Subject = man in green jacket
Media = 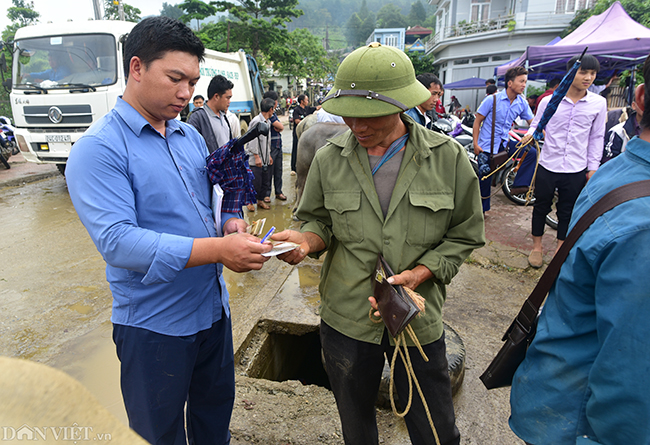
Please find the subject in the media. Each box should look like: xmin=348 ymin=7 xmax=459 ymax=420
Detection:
xmin=272 ymin=42 xmax=485 ymax=445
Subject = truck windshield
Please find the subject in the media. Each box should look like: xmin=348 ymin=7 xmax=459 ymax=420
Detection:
xmin=14 ymin=33 xmax=117 ymax=90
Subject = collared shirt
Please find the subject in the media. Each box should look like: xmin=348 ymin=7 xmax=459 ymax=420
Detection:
xmin=316 ymin=108 xmax=345 ymax=124
xmin=528 ymin=91 xmax=607 ymax=173
xmin=476 ymin=89 xmax=533 ymax=154
xmin=405 ymin=106 xmax=431 ymax=129
xmin=204 ymin=105 xmax=233 ymax=148
xmin=66 ymin=97 xmax=238 ymax=336
xmin=510 ymin=137 xmax=650 ymax=445
xmin=246 ymin=113 xmax=271 ymax=166
xmin=296 ymin=115 xmax=485 ymax=346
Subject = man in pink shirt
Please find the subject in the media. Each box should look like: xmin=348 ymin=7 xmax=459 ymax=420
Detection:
xmin=523 ymin=54 xmax=607 ymax=268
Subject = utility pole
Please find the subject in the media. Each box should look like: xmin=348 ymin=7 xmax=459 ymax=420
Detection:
xmin=92 ymin=0 xmax=102 ymax=20
xmin=325 ymin=25 xmax=330 ymax=51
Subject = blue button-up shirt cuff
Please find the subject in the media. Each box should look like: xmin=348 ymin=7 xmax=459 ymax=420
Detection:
xmin=220 ymin=211 xmax=242 ymax=234
xmin=141 ymin=233 xmax=194 ymax=285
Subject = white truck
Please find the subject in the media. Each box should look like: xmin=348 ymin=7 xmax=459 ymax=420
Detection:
xmin=6 ymin=20 xmax=265 ymax=175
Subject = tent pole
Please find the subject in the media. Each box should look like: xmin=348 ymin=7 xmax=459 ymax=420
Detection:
xmin=628 ymin=67 xmax=636 ymax=106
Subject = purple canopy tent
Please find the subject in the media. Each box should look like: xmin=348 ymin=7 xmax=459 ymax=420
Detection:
xmin=495 ymin=2 xmax=650 ymax=81
xmin=443 ymin=77 xmax=488 ymax=90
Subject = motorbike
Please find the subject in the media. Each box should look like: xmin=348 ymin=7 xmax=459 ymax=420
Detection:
xmin=435 ymin=115 xmax=558 ymax=230
xmin=0 ymin=116 xmax=18 ymax=156
xmin=0 ymin=131 xmax=12 ymax=169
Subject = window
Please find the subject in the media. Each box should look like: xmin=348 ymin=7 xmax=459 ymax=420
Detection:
xmin=472 ymin=57 xmax=489 ymax=64
xmin=492 ymin=55 xmax=510 ymax=61
xmin=384 ymin=35 xmax=398 ymax=47
xmin=454 ymin=59 xmax=470 ymax=65
xmin=471 ymin=0 xmax=490 ymax=22
xmin=556 ymin=0 xmax=577 ymax=13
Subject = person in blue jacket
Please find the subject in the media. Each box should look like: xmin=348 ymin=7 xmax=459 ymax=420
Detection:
xmin=509 ymin=54 xmax=650 ymax=445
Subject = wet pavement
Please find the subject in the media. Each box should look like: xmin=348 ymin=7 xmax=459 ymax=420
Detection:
xmin=0 ymin=118 xmax=552 ymax=443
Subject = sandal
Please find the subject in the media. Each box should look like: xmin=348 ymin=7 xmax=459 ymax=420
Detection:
xmin=275 ymin=193 xmax=287 ymax=201
xmin=263 ymin=196 xmax=271 ymax=203
xmin=257 ymin=200 xmax=270 ymax=210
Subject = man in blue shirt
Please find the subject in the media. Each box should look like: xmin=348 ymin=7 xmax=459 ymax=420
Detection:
xmin=473 ymin=66 xmax=534 ymax=213
xmin=66 ymin=17 xmax=271 ymax=445
xmin=509 ymin=55 xmax=650 ymax=445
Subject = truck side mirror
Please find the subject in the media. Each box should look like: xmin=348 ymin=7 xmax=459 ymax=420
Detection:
xmin=0 ymin=53 xmax=6 ymax=73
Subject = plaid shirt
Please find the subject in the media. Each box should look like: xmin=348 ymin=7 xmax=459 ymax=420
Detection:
xmin=206 ymin=138 xmax=257 ymax=212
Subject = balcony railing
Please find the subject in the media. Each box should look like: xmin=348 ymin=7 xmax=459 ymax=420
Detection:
xmin=426 ymin=11 xmax=577 ymax=53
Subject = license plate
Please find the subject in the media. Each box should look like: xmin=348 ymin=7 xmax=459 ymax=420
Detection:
xmin=46 ymin=135 xmax=71 ymax=143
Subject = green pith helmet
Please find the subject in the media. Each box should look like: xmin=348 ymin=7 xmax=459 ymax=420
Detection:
xmin=321 ymin=42 xmax=431 ymax=118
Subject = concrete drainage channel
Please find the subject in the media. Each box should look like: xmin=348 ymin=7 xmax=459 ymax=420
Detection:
xmin=236 ymin=318 xmax=466 ymax=408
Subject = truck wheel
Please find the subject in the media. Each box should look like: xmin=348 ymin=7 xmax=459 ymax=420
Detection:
xmin=56 ymin=164 xmax=66 ymax=176
xmin=240 ymin=120 xmax=248 ymax=135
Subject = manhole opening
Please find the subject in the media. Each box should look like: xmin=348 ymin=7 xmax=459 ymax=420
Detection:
xmin=240 ymin=326 xmax=331 ymax=389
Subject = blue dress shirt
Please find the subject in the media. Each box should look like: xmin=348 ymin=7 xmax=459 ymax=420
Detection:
xmin=66 ymin=98 xmax=239 ymax=336
xmin=476 ymin=90 xmax=533 ymax=153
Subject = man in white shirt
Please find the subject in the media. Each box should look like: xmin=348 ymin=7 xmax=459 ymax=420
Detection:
xmin=246 ymin=98 xmax=276 ymax=209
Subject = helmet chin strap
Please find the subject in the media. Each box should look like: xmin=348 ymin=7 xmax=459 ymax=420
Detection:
xmin=322 ymin=89 xmax=409 ymax=112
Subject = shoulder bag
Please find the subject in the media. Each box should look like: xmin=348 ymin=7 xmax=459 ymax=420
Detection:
xmin=480 ymin=179 xmax=650 ymax=389
xmin=488 ymin=94 xmax=509 ymax=172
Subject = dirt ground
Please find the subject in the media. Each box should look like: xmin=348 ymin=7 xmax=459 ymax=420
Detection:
xmin=228 ymin=262 xmax=537 ymax=445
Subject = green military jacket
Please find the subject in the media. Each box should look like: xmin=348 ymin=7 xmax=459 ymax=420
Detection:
xmin=296 ymin=115 xmax=485 ymax=345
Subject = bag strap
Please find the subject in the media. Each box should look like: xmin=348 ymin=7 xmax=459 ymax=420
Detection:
xmin=490 ymin=94 xmax=496 ymax=154
xmin=513 ymin=179 xmax=650 ymax=335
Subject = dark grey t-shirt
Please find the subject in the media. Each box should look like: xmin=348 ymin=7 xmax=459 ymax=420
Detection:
xmin=368 ymin=150 xmax=405 ymax=217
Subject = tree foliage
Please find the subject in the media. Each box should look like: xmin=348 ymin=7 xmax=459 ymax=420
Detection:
xmin=212 ymin=0 xmax=303 ymax=58
xmin=272 ymin=28 xmax=334 ymax=82
xmin=103 ymin=0 xmax=141 ymax=22
xmin=160 ymin=2 xmax=185 ymax=21
xmin=7 ymin=0 xmax=39 ymax=27
xmin=407 ymin=1 xmax=427 ymax=27
xmin=344 ymin=0 xmax=375 ymax=47
xmin=376 ymin=4 xmax=407 ymax=29
xmin=406 ymin=51 xmax=435 ymax=76
xmin=178 ymin=0 xmax=218 ymax=28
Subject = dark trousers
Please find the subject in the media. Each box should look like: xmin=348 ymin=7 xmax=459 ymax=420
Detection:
xmin=250 ymin=165 xmax=271 ymax=201
xmin=270 ymin=145 xmax=283 ymax=195
xmin=320 ymin=321 xmax=460 ymax=445
xmin=291 ymin=129 xmax=298 ymax=172
xmin=532 ymin=165 xmax=587 ymax=240
xmin=479 ymin=142 xmax=509 ymax=212
xmin=113 ymin=314 xmax=235 ymax=445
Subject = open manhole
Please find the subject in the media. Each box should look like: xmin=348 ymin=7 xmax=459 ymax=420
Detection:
xmin=237 ymin=321 xmax=465 ymax=407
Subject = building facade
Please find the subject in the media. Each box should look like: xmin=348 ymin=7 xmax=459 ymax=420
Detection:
xmin=427 ymin=0 xmax=595 ymax=111
xmin=366 ymin=28 xmax=406 ymax=51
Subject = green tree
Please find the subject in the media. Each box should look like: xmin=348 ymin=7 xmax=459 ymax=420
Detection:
xmin=103 ymin=0 xmax=141 ymax=22
xmin=406 ymin=50 xmax=435 ymax=76
xmin=273 ymin=28 xmax=335 ymax=84
xmin=376 ymin=4 xmax=407 ymax=28
xmin=344 ymin=0 xmax=376 ymax=47
xmin=212 ymin=0 xmax=303 ymax=58
xmin=160 ymin=2 xmax=185 ymax=21
xmin=7 ymin=0 xmax=40 ymax=27
xmin=407 ymin=1 xmax=427 ymax=27
xmin=178 ymin=0 xmax=218 ymax=29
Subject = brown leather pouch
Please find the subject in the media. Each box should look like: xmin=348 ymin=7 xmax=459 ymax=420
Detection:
xmin=372 ymin=255 xmax=420 ymax=338
xmin=489 ymin=150 xmax=509 ymax=171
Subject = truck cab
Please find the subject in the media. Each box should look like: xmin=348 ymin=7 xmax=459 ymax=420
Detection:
xmin=10 ymin=21 xmax=135 ymax=175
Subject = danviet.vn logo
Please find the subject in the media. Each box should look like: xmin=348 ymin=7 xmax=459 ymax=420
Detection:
xmin=2 ymin=423 xmax=112 ymax=441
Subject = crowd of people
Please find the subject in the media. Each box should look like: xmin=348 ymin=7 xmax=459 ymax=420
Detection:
xmin=62 ymin=15 xmax=650 ymax=445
